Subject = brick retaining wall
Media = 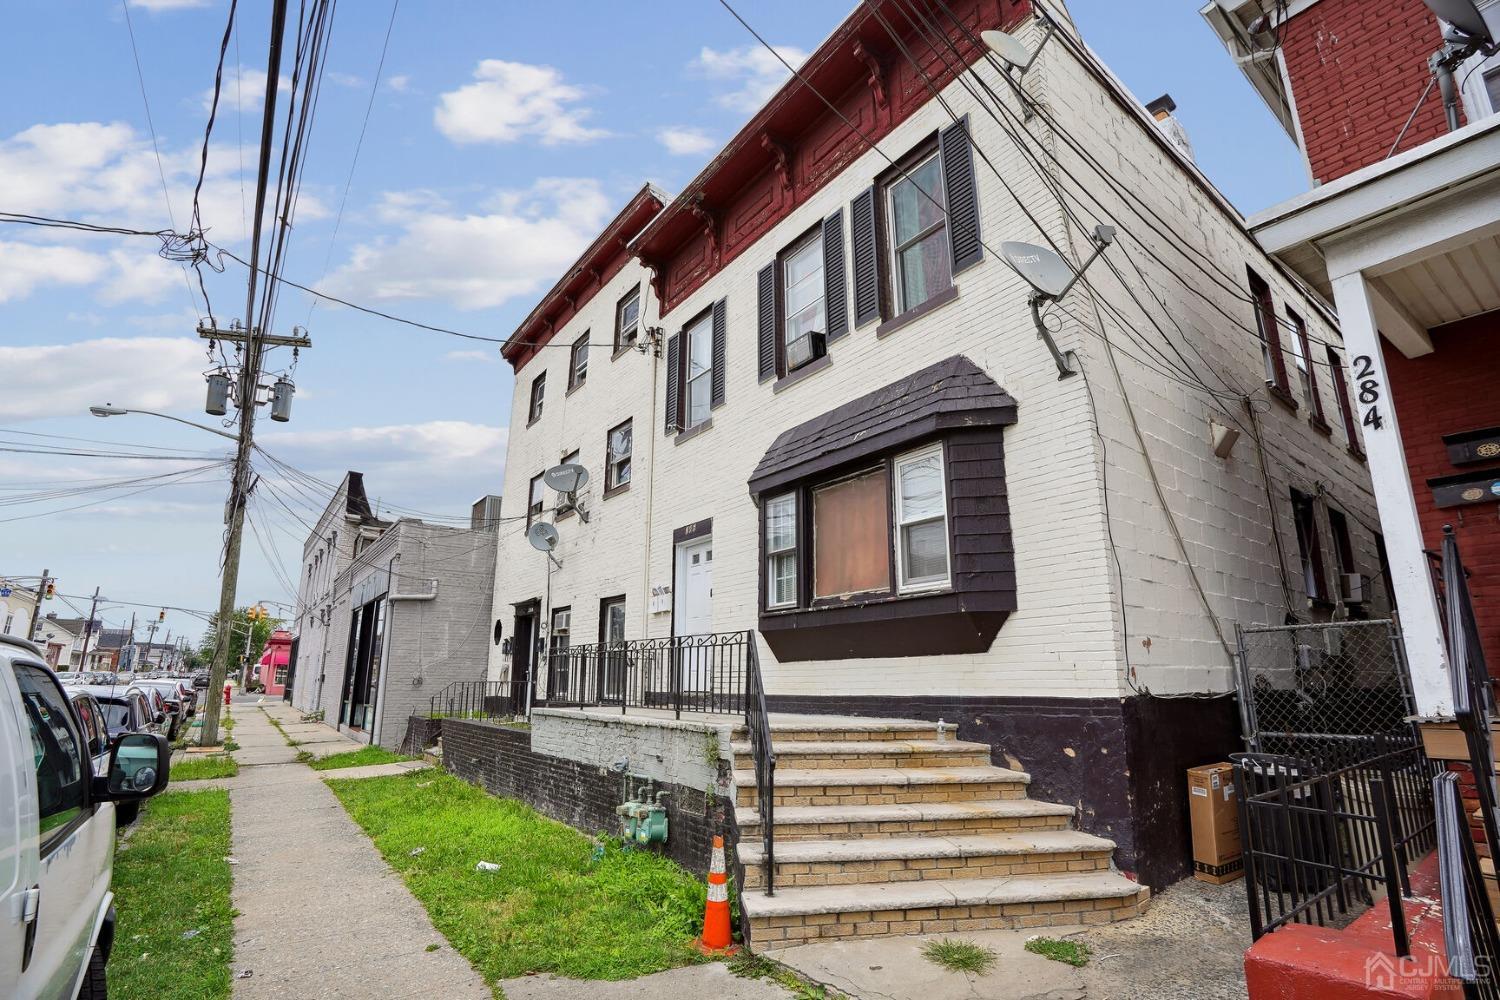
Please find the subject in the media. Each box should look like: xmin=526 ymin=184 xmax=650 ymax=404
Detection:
xmin=401 ymin=715 xmax=443 ymax=755
xmin=440 ymin=717 xmax=738 ymax=878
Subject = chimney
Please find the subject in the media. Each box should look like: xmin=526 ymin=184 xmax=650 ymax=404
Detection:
xmin=1146 ymin=93 xmax=1195 ymax=163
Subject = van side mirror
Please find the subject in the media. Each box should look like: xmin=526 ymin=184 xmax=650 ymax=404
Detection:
xmin=97 ymin=732 xmax=170 ymax=800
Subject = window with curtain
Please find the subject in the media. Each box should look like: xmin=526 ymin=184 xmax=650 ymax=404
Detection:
xmin=813 ymin=469 xmax=890 ymax=598
xmin=885 ymin=150 xmax=951 ymax=313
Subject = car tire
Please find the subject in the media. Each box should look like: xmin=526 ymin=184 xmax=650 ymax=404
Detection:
xmin=115 ymin=801 xmax=140 ymax=827
xmin=78 ymin=945 xmax=108 ymax=1000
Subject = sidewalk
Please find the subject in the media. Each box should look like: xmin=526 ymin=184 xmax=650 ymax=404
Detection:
xmin=226 ymin=706 xmax=489 ymax=999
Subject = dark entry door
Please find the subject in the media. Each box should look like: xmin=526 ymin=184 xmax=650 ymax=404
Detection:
xmin=511 ymin=607 xmax=536 ymax=710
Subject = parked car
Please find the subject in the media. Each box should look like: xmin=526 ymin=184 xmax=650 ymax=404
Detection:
xmin=73 ymin=685 xmax=163 ymax=744
xmin=132 ymin=682 xmax=186 ymax=740
xmin=191 ymin=671 xmax=209 ymax=690
xmin=0 ymin=632 xmax=169 ymax=1000
xmin=64 ymin=689 xmax=112 ymax=778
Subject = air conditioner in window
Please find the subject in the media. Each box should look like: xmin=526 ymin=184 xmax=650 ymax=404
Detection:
xmin=786 ymin=330 xmax=826 ymax=371
xmin=1339 ymin=572 xmax=1369 ymax=605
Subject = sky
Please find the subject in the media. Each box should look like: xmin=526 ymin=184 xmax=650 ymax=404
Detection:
xmin=0 ymin=0 xmax=1308 ymax=650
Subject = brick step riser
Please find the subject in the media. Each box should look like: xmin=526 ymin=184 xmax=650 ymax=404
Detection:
xmin=742 ymin=783 xmax=1029 ymax=809
xmin=751 ymin=729 xmax=944 ymax=744
xmin=749 ymin=891 xmax=1149 ymax=946
xmin=742 ymin=852 xmax=1114 ymax=889
xmin=732 ymin=751 xmax=991 ymax=770
xmin=741 ymin=814 xmax=1073 ymax=841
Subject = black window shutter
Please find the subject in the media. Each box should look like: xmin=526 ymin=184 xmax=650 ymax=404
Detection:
xmin=757 ymin=262 xmax=776 ymax=383
xmin=822 ymin=209 xmax=848 ymax=341
xmin=711 ymin=298 xmax=727 ymax=409
xmin=664 ymin=332 xmax=681 ymax=433
xmin=939 ymin=117 xmax=983 ymax=274
xmin=850 ymin=186 xmax=880 ymax=327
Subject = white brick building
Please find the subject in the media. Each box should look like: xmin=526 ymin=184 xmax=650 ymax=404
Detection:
xmin=483 ymin=0 xmax=1385 ymax=885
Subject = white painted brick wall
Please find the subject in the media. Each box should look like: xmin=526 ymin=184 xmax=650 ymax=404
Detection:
xmin=484 ymin=14 xmax=1385 ymax=704
xmin=530 ymin=709 xmax=728 ymax=792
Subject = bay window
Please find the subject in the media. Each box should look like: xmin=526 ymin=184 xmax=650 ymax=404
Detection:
xmin=895 ymin=446 xmax=950 ymax=590
xmin=765 ymin=494 xmax=798 ymax=608
xmin=813 ymin=469 xmax=889 ymax=598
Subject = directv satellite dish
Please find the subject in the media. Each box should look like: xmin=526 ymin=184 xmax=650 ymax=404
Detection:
xmin=981 ymin=29 xmax=1035 ymax=69
xmin=527 ymin=521 xmax=560 ymax=553
xmin=543 ymin=462 xmax=589 ymax=494
xmin=1424 ymin=0 xmax=1494 ymax=44
xmin=1002 ymin=241 xmax=1074 ymax=299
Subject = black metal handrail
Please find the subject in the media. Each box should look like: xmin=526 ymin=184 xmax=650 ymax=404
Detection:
xmin=542 ymin=630 xmax=751 ymax=719
xmin=745 ymin=634 xmax=776 ymax=896
xmin=427 ymin=679 xmax=516 ymax=721
xmin=1234 ymin=744 xmax=1438 ymax=954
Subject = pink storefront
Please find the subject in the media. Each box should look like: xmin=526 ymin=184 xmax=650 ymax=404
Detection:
xmin=257 ymin=630 xmax=292 ymax=697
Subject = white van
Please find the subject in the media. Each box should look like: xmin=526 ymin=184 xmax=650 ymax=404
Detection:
xmin=0 ymin=633 xmax=170 ymax=999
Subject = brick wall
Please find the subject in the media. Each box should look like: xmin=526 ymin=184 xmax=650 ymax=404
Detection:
xmin=1383 ymin=312 xmax=1500 ymax=670
xmin=441 ymin=718 xmax=737 ymax=878
xmin=401 ymin=715 xmax=442 ymax=755
xmin=1281 ymin=0 xmax=1452 ymax=184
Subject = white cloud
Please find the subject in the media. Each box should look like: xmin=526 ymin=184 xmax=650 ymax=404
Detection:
xmin=0 ymin=337 xmax=209 ymax=422
xmin=657 ymin=126 xmax=716 ymax=157
xmin=322 ymin=177 xmax=612 ymax=310
xmin=442 ymin=349 xmax=496 ymax=364
xmin=691 ymin=44 xmax=809 ymax=113
xmin=385 ymin=75 xmax=411 ymax=93
xmin=326 ymin=72 xmax=365 ymax=88
xmin=434 ymin=60 xmax=609 ymax=146
xmin=130 ymin=0 xmax=210 ymax=10
xmin=0 ymin=242 xmax=109 ymax=302
xmin=199 ymin=67 xmax=291 ymax=115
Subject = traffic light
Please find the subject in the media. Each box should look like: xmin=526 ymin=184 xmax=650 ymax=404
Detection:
xmin=158 ymin=608 xmax=166 ymax=622
xmin=44 ymin=582 xmax=55 ymax=600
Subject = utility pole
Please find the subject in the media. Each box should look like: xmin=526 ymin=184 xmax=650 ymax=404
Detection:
xmin=126 ymin=612 xmax=137 ymax=672
xmin=26 ymin=569 xmax=49 ymax=642
xmin=77 ymin=586 xmax=101 ymax=670
xmin=198 ymin=0 xmax=296 ymax=749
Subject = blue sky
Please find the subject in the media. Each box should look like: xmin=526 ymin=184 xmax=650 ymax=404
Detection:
xmin=0 ymin=0 xmax=1306 ymax=647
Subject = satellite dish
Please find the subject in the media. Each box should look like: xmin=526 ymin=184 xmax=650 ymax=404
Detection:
xmin=527 ymin=521 xmax=560 ymax=553
xmin=1424 ymin=0 xmax=1494 ymax=44
xmin=980 ymin=29 xmax=1035 ymax=69
xmin=543 ymin=462 xmax=589 ymax=494
xmin=1002 ymin=241 xmax=1074 ymax=298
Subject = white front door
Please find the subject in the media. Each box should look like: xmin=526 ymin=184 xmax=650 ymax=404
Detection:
xmin=674 ymin=538 xmax=713 ymax=694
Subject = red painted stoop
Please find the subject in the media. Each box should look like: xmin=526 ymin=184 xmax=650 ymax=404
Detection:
xmin=1245 ymin=855 xmax=1461 ymax=999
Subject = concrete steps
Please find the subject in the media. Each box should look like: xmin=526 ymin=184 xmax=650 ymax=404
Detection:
xmin=738 ymin=830 xmax=1117 ymax=889
xmin=734 ymin=765 xmax=1031 ymax=809
xmin=731 ymin=712 xmax=1145 ymax=945
xmin=735 ymin=799 xmax=1077 ymax=840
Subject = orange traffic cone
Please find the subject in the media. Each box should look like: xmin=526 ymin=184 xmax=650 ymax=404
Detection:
xmin=695 ymin=835 xmax=738 ymax=955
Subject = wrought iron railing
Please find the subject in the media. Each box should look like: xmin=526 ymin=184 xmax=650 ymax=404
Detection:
xmin=541 ymin=630 xmax=751 ymax=719
xmin=745 ymin=635 xmax=776 ymax=896
xmin=1436 ymin=525 xmax=1500 ymax=991
xmin=1234 ymin=743 xmax=1439 ymax=954
xmin=427 ymin=680 xmax=517 ymax=721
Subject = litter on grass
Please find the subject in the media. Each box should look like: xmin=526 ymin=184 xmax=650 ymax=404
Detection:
xmin=409 ymin=846 xmax=427 ymax=857
xmin=475 ymin=860 xmax=501 ymax=872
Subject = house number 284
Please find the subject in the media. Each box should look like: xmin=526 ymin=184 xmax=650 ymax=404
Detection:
xmin=1352 ymin=355 xmax=1384 ymax=431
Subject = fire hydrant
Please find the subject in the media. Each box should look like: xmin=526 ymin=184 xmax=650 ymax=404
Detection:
xmin=223 ymin=682 xmax=232 ymax=707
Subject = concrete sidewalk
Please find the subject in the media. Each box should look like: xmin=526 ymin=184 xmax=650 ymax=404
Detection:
xmin=227 ymin=706 xmax=488 ymax=999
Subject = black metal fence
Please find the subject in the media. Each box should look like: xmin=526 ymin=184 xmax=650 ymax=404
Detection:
xmin=427 ymin=680 xmax=516 ymax=722
xmin=541 ymin=631 xmax=751 ymax=719
xmin=1236 ymin=619 xmax=1416 ymax=770
xmin=744 ymin=635 xmax=776 ymax=897
xmin=1234 ymin=743 xmax=1439 ymax=954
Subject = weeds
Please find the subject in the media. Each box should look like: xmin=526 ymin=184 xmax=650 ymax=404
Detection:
xmin=1024 ymin=936 xmax=1091 ymax=968
xmin=923 ymin=938 xmax=998 ymax=976
xmin=729 ymin=952 xmax=839 ymax=998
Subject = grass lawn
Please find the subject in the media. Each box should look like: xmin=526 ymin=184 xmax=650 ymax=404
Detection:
xmin=111 ymin=789 xmax=234 ymax=1000
xmin=308 ymin=745 xmax=416 ymax=771
xmin=170 ymin=755 xmax=239 ymax=781
xmin=327 ymin=770 xmax=706 ymax=983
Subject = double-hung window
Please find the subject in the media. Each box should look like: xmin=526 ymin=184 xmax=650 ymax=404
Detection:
xmin=684 ymin=310 xmax=713 ymax=430
xmin=606 ymin=419 xmax=632 ymax=491
xmin=764 ymin=494 xmax=798 ymax=608
xmin=568 ymin=333 xmax=589 ymax=390
xmin=894 ymin=445 xmax=950 ymax=590
xmin=1287 ymin=309 xmax=1325 ymax=427
xmin=1327 ymin=347 xmax=1364 ymax=457
xmin=886 ymin=150 xmax=952 ymax=314
xmin=615 ymin=286 xmax=640 ymax=354
xmin=783 ymin=234 xmax=826 ymax=371
xmin=1248 ymin=268 xmax=1290 ymax=399
xmin=1291 ymin=488 xmax=1327 ymax=604
xmin=527 ymin=472 xmax=546 ymax=525
xmin=528 ymin=371 xmax=546 ymax=424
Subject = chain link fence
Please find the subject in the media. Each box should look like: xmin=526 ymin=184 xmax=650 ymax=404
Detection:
xmin=1235 ymin=619 xmax=1417 ymax=770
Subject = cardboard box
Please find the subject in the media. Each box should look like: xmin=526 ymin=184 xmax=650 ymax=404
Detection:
xmin=1188 ymin=762 xmax=1242 ymax=884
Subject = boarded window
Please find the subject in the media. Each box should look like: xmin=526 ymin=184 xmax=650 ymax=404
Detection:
xmin=813 ymin=468 xmax=891 ymax=598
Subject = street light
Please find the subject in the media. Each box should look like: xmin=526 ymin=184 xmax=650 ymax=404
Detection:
xmin=89 ymin=404 xmax=241 ymax=442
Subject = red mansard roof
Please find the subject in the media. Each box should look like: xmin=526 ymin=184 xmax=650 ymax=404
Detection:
xmin=631 ymin=0 xmax=1030 ymax=316
xmin=502 ymin=183 xmax=671 ymax=372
